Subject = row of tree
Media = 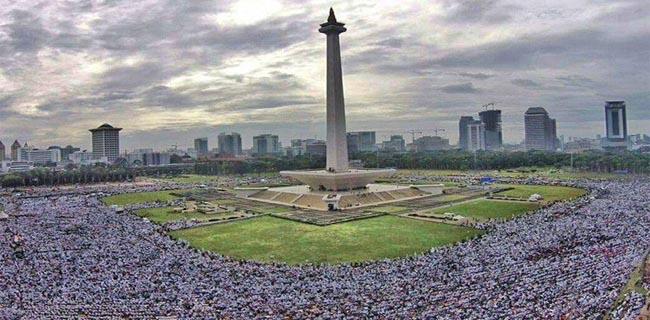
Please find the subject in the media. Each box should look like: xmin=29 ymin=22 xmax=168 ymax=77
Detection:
xmin=2 ymin=150 xmax=649 ymax=188
xmin=353 ymin=150 xmax=650 ymax=173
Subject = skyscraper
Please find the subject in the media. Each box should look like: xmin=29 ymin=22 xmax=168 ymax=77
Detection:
xmin=467 ymin=120 xmax=486 ymax=151
xmin=253 ymin=134 xmax=281 ymax=156
xmin=90 ymin=123 xmax=122 ymax=162
xmin=11 ymin=140 xmax=21 ymax=161
xmin=218 ymin=132 xmax=242 ymax=156
xmin=603 ymin=101 xmax=628 ymax=151
xmin=478 ymin=109 xmax=502 ymax=150
xmin=381 ymin=135 xmax=406 ymax=152
xmin=458 ymin=116 xmax=474 ymax=150
xmin=194 ymin=137 xmax=209 ymax=157
xmin=524 ymin=107 xmax=557 ymax=151
xmin=347 ymin=131 xmax=376 ymax=153
xmin=0 ymin=141 xmax=5 ymax=161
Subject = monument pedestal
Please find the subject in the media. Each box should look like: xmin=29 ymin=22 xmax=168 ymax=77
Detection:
xmin=280 ymin=168 xmax=395 ymax=191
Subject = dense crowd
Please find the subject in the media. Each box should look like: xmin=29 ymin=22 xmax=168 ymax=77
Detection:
xmin=1 ymin=178 xmax=649 ymax=319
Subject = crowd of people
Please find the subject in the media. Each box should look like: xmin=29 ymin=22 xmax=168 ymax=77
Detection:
xmin=1 ymin=178 xmax=648 ymax=318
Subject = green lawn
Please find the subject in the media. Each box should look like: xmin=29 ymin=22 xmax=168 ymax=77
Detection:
xmin=135 ymin=207 xmax=215 ymax=224
xmin=397 ymin=168 xmax=624 ymax=180
xmin=157 ymin=175 xmax=223 ymax=184
xmin=170 ymin=215 xmax=482 ymax=264
xmin=430 ymin=199 xmax=540 ymax=220
xmin=495 ymin=184 xmax=586 ymax=202
xmin=366 ymin=205 xmax=410 ymax=214
xmin=102 ymin=190 xmax=183 ymax=206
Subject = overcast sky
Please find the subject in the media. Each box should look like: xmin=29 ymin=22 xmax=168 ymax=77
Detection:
xmin=0 ymin=0 xmax=648 ymax=151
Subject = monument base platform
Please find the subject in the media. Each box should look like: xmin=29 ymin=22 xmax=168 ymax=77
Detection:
xmin=241 ymin=183 xmax=439 ymax=211
xmin=280 ymin=168 xmax=396 ymax=191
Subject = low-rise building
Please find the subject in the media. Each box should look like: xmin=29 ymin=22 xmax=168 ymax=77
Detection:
xmin=1 ymin=160 xmax=34 ymax=173
xmin=17 ymin=147 xmax=61 ymax=165
xmin=69 ymin=151 xmax=108 ymax=165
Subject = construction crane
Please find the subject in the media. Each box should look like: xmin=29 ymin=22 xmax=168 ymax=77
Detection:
xmin=406 ymin=130 xmax=422 ymax=143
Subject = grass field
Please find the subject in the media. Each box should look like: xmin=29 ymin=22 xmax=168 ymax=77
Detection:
xmin=135 ymin=207 xmax=217 ymax=224
xmin=496 ymin=184 xmax=586 ymax=202
xmin=102 ymin=190 xmax=183 ymax=206
xmin=365 ymin=205 xmax=410 ymax=214
xmin=396 ymin=168 xmax=624 ymax=180
xmin=430 ymin=199 xmax=540 ymax=220
xmin=170 ymin=216 xmax=482 ymax=264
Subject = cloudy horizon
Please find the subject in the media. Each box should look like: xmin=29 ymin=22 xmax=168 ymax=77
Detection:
xmin=0 ymin=0 xmax=648 ymax=151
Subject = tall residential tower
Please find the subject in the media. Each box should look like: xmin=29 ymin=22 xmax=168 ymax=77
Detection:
xmin=603 ymin=101 xmax=628 ymax=151
xmin=524 ymin=107 xmax=557 ymax=151
xmin=90 ymin=123 xmax=122 ymax=162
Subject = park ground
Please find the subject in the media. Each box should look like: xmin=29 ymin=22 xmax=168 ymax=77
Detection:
xmin=106 ymin=171 xmax=587 ymax=264
xmin=170 ymin=215 xmax=482 ymax=264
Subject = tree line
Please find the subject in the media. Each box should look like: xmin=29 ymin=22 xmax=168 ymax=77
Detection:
xmin=2 ymin=150 xmax=649 ymax=188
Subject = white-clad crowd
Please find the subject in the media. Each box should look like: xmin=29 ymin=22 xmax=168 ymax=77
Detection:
xmin=0 ymin=178 xmax=648 ymax=319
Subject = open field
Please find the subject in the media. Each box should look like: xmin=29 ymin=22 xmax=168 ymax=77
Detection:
xmin=146 ymin=173 xmax=284 ymax=186
xmin=396 ymin=168 xmax=625 ymax=180
xmin=102 ymin=190 xmax=183 ymax=206
xmin=170 ymin=215 xmax=482 ymax=264
xmin=428 ymin=199 xmax=540 ymax=220
xmin=151 ymin=174 xmax=224 ymax=184
xmin=136 ymin=207 xmax=217 ymax=224
xmin=495 ymin=184 xmax=586 ymax=202
xmin=365 ymin=205 xmax=410 ymax=214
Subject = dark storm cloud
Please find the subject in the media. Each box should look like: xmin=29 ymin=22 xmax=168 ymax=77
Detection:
xmin=439 ymin=82 xmax=481 ymax=94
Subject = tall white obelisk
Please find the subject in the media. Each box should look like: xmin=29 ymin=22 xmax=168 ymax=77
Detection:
xmin=319 ymin=8 xmax=349 ymax=173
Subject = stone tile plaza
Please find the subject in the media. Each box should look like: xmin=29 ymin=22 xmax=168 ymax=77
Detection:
xmin=1 ymin=5 xmax=650 ymax=320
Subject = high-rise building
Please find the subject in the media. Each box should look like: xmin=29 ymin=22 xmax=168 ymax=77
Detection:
xmin=524 ymin=107 xmax=557 ymax=151
xmin=478 ymin=109 xmax=502 ymax=150
xmin=11 ymin=140 xmax=21 ymax=161
xmin=458 ymin=116 xmax=474 ymax=150
xmin=290 ymin=139 xmax=326 ymax=157
xmin=194 ymin=137 xmax=209 ymax=157
xmin=217 ymin=132 xmax=242 ymax=156
xmin=48 ymin=145 xmax=81 ymax=162
xmin=603 ymin=101 xmax=628 ymax=151
xmin=413 ymin=136 xmax=450 ymax=152
xmin=18 ymin=147 xmax=61 ymax=164
xmin=381 ymin=135 xmax=406 ymax=152
xmin=253 ymin=134 xmax=281 ymax=156
xmin=467 ymin=120 xmax=486 ymax=151
xmin=0 ymin=141 xmax=5 ymax=161
xmin=347 ymin=131 xmax=376 ymax=153
xmin=90 ymin=123 xmax=122 ymax=162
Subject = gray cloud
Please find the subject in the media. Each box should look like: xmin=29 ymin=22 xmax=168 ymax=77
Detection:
xmin=458 ymin=72 xmax=494 ymax=80
xmin=511 ymin=79 xmax=542 ymax=88
xmin=439 ymin=82 xmax=481 ymax=94
xmin=443 ymin=0 xmax=517 ymax=24
xmin=0 ymin=0 xmax=648 ymax=149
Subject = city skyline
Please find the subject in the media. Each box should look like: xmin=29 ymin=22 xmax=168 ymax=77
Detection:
xmin=0 ymin=0 xmax=648 ymax=150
